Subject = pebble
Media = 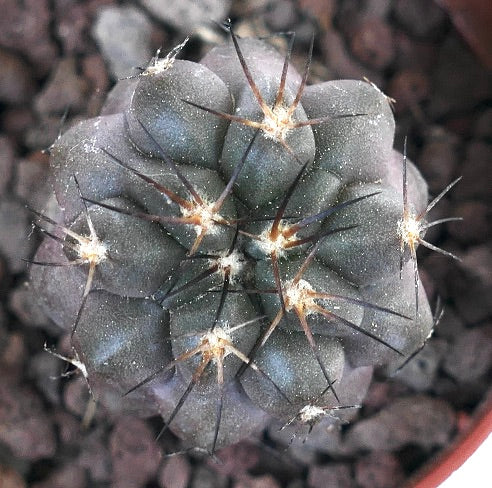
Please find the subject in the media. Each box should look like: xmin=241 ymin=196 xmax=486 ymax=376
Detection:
xmin=31 ymin=465 xmax=86 ymax=488
xmin=0 ymin=465 xmax=26 ymax=488
xmin=34 ymin=57 xmax=89 ymax=116
xmin=210 ymin=441 xmax=260 ymax=477
xmin=393 ymin=31 xmax=437 ymax=72
xmin=63 ymin=375 xmax=93 ymax=418
xmin=454 ymin=141 xmax=492 ymax=203
xmin=355 ymin=451 xmax=405 ymax=488
xmin=321 ymin=29 xmax=382 ymax=86
xmin=450 ymin=245 xmax=492 ymax=323
xmin=159 ymin=455 xmax=191 ymax=488
xmin=0 ymin=107 xmax=35 ymax=142
xmin=350 ymin=19 xmax=395 ymax=70
xmin=264 ymin=0 xmax=298 ymax=31
xmin=387 ymin=70 xmax=430 ymax=114
xmin=78 ymin=427 xmax=112 ymax=483
xmin=429 ymin=35 xmax=492 ymax=118
xmin=53 ymin=410 xmax=82 ymax=446
xmin=234 ymin=474 xmax=281 ymax=488
xmin=191 ymin=465 xmax=228 ymax=488
xmin=344 ymin=395 xmax=456 ymax=452
xmin=393 ymin=0 xmax=446 ymax=39
xmin=0 ymin=0 xmax=57 ymax=77
xmin=0 ymin=332 xmax=27 ymax=382
xmin=81 ymin=54 xmax=111 ymax=116
xmin=0 ymin=199 xmax=35 ymax=274
xmin=362 ymin=381 xmax=412 ymax=415
xmin=297 ymin=0 xmax=336 ymax=31
xmin=448 ymin=201 xmax=491 ymax=245
xmin=473 ymin=108 xmax=492 ymax=139
xmin=417 ymin=127 xmax=460 ymax=194
xmin=14 ymin=154 xmax=50 ymax=209
xmin=141 ymin=0 xmax=231 ymax=34
xmin=0 ymin=380 xmax=57 ymax=460
xmin=8 ymin=283 xmax=52 ymax=332
xmin=443 ymin=325 xmax=492 ymax=382
xmin=0 ymin=135 xmax=14 ymax=197
xmin=92 ymin=5 xmax=153 ymax=79
xmin=28 ymin=351 xmax=62 ymax=405
xmin=54 ymin=0 xmax=91 ymax=54
xmin=308 ymin=463 xmax=355 ymax=488
xmin=391 ymin=338 xmax=447 ymax=391
xmin=109 ymin=416 xmax=162 ymax=488
xmin=0 ymin=48 xmax=35 ymax=105
xmin=24 ymin=116 xmax=65 ymax=151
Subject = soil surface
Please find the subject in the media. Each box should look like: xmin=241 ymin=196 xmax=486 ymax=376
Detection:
xmin=0 ymin=1 xmax=491 ymax=487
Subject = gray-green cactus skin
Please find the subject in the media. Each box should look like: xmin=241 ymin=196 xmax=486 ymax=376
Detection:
xmin=30 ymin=35 xmax=434 ymax=451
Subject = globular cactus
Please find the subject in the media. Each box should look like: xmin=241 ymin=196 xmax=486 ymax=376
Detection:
xmin=29 ymin=31 xmax=446 ymax=452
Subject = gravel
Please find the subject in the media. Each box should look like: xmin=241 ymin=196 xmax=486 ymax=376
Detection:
xmin=0 ymin=1 xmax=490 ymax=486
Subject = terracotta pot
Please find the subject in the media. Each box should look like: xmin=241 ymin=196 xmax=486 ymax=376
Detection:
xmin=405 ymin=390 xmax=492 ymax=488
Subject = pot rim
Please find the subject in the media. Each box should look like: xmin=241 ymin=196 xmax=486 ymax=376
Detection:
xmin=405 ymin=388 xmax=492 ymax=488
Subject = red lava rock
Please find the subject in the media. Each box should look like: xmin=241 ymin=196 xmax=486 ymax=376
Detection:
xmin=210 ymin=441 xmax=260 ymax=478
xmin=0 ymin=48 xmax=35 ymax=105
xmin=416 ymin=128 xmax=460 ymax=194
xmin=63 ymin=375 xmax=92 ymax=418
xmin=0 ymin=107 xmax=35 ymax=141
xmin=0 ymin=380 xmax=57 ymax=461
xmin=82 ymin=54 xmax=111 ymax=116
xmin=234 ymin=474 xmax=281 ymax=488
xmin=8 ymin=283 xmax=52 ymax=332
xmin=298 ymin=0 xmax=336 ymax=31
xmin=24 ymin=116 xmax=66 ymax=151
xmin=429 ymin=35 xmax=492 ymax=117
xmin=355 ymin=451 xmax=405 ymax=488
xmin=159 ymin=455 xmax=191 ymax=488
xmin=54 ymin=0 xmax=92 ymax=54
xmin=454 ymin=141 xmax=492 ymax=203
xmin=448 ymin=201 xmax=491 ymax=245
xmin=473 ymin=108 xmax=492 ymax=139
xmin=0 ymin=0 xmax=58 ymax=77
xmin=264 ymin=0 xmax=298 ymax=31
xmin=419 ymin=267 xmax=437 ymax=305
xmin=191 ymin=465 xmax=228 ymax=488
xmin=14 ymin=154 xmax=50 ymax=209
xmin=109 ymin=416 xmax=162 ymax=488
xmin=92 ymin=5 xmax=153 ymax=79
xmin=439 ymin=0 xmax=492 ymax=69
xmin=0 ymin=135 xmax=14 ymax=197
xmin=362 ymin=381 xmax=412 ymax=415
xmin=387 ymin=70 xmax=430 ymax=114
xmin=0 ymin=465 xmax=26 ymax=488
xmin=393 ymin=0 xmax=447 ymax=38
xmin=308 ymin=463 xmax=355 ymax=488
xmin=31 ymin=464 xmax=86 ymax=488
xmin=82 ymin=54 xmax=109 ymax=93
xmin=393 ymin=31 xmax=438 ymax=72
xmin=350 ymin=19 xmax=395 ymax=70
xmin=321 ymin=29 xmax=382 ymax=85
xmin=28 ymin=351 xmax=62 ymax=405
xmin=443 ymin=325 xmax=492 ymax=382
xmin=0 ymin=332 xmax=26 ymax=378
xmin=449 ymin=244 xmax=492 ymax=323
xmin=392 ymin=338 xmax=448 ymax=392
xmin=78 ymin=428 xmax=112 ymax=483
xmin=344 ymin=395 xmax=456 ymax=452
xmin=34 ymin=58 xmax=90 ymax=116
xmin=53 ymin=410 xmax=82 ymax=446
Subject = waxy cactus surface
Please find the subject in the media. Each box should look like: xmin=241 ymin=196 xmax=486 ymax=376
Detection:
xmin=30 ymin=33 xmax=436 ymax=451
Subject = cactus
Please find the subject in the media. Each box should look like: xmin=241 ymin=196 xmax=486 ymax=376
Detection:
xmin=29 ymin=31 xmax=447 ymax=453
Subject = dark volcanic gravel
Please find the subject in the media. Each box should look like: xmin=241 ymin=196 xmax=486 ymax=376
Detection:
xmin=0 ymin=1 xmax=491 ymax=487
